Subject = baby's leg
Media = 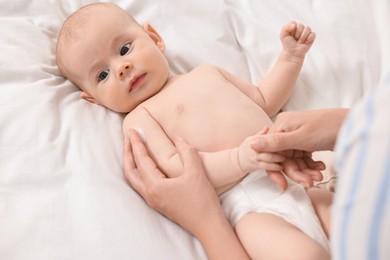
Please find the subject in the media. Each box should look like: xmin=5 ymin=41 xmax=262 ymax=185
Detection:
xmin=306 ymin=187 xmax=333 ymax=238
xmin=235 ymin=212 xmax=330 ymax=260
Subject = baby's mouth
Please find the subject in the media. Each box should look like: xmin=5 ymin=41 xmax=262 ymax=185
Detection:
xmin=129 ymin=73 xmax=146 ymax=92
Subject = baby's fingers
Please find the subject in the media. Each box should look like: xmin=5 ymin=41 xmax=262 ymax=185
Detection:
xmin=294 ymin=23 xmax=305 ymax=40
xmin=256 ymin=161 xmax=284 ymax=172
xmin=299 ymin=26 xmax=315 ymax=44
xmin=256 ymin=152 xmax=286 ymax=163
xmin=280 ymin=21 xmax=297 ymax=39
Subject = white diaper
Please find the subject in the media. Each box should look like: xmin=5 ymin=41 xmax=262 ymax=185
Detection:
xmin=219 ymin=170 xmax=330 ymax=251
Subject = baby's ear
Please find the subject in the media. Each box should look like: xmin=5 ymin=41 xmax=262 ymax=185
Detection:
xmin=143 ymin=23 xmax=165 ymax=52
xmin=80 ymin=91 xmax=101 ymax=105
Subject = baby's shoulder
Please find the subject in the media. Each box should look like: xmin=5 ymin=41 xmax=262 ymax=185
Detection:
xmin=177 ymin=64 xmax=226 ymax=84
xmin=122 ymin=105 xmax=152 ymax=133
xmin=190 ymin=64 xmax=222 ymax=75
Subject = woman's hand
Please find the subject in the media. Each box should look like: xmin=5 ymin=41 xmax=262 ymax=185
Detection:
xmin=124 ymin=129 xmax=219 ymax=234
xmin=251 ymin=109 xmax=348 ymax=152
xmin=252 ymin=109 xmax=348 ymax=189
xmin=123 ymin=129 xmax=250 ymax=259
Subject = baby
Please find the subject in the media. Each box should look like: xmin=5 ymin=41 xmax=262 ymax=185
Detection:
xmin=57 ymin=3 xmax=332 ymax=259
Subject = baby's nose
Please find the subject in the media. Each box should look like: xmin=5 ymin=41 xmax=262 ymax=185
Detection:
xmin=118 ymin=64 xmax=131 ymax=79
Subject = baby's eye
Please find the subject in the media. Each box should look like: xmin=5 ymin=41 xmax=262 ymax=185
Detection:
xmin=120 ymin=43 xmax=131 ymax=56
xmin=98 ymin=69 xmax=109 ymax=82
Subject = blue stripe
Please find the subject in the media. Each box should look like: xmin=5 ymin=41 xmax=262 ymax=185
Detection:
xmin=368 ymin=136 xmax=390 ymax=259
xmin=335 ymin=116 xmax=353 ymax=172
xmin=338 ymin=94 xmax=374 ymax=260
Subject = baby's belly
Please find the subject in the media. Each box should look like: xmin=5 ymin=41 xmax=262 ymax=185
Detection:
xmin=164 ymin=102 xmax=273 ymax=151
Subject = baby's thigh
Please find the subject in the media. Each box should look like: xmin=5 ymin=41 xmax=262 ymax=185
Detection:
xmin=306 ymin=187 xmax=333 ymax=237
xmin=235 ymin=212 xmax=330 ymax=260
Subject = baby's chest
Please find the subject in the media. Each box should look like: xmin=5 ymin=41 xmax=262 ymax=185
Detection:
xmin=146 ymin=73 xmax=270 ymax=149
xmin=153 ymin=72 xmax=247 ymax=122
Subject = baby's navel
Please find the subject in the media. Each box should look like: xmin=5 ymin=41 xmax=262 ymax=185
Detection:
xmin=175 ymin=104 xmax=184 ymax=114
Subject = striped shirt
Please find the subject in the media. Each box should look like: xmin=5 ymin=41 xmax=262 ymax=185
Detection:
xmin=332 ymin=75 xmax=390 ymax=260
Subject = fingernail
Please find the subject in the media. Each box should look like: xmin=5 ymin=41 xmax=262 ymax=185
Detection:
xmin=279 ymin=183 xmax=287 ymax=191
xmin=131 ymin=127 xmax=146 ymax=142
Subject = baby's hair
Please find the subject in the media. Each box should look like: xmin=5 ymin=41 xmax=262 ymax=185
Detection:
xmin=56 ymin=3 xmax=94 ymax=78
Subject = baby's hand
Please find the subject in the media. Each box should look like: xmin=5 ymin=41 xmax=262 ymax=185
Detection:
xmin=280 ymin=21 xmax=316 ymax=59
xmin=237 ymin=130 xmax=285 ymax=174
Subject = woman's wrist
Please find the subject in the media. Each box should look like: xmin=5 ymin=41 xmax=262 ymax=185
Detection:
xmin=327 ymin=108 xmax=349 ymax=150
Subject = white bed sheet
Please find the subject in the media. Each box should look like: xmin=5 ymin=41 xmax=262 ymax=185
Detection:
xmin=0 ymin=0 xmax=388 ymax=259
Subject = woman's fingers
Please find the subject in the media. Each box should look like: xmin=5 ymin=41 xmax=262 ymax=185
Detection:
xmin=123 ymin=130 xmax=147 ymax=196
xmin=282 ymin=159 xmax=314 ymax=188
xmin=266 ymin=170 xmax=288 ymax=191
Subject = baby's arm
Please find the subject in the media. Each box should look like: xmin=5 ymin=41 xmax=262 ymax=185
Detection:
xmin=123 ymin=108 xmax=284 ymax=194
xmin=220 ymin=21 xmax=315 ymax=117
xmin=198 ymin=130 xmax=285 ymax=193
xmin=123 ymin=107 xmax=184 ymax=177
xmin=259 ymin=22 xmax=315 ymax=116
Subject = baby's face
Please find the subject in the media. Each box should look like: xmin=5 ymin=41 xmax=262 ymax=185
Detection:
xmin=62 ymin=4 xmax=170 ymax=113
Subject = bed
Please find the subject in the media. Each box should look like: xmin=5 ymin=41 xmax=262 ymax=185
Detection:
xmin=1 ymin=0 xmax=389 ymax=259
